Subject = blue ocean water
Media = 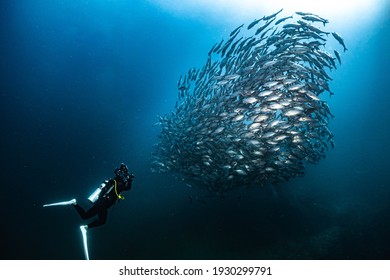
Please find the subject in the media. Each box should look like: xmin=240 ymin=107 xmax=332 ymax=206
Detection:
xmin=0 ymin=1 xmax=389 ymax=259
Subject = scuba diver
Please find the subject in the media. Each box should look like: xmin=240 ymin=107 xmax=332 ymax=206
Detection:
xmin=43 ymin=163 xmax=134 ymax=259
xmin=73 ymin=163 xmax=134 ymax=232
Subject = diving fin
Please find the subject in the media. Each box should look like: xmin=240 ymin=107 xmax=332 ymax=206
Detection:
xmin=80 ymin=225 xmax=89 ymax=260
xmin=42 ymin=198 xmax=76 ymax=207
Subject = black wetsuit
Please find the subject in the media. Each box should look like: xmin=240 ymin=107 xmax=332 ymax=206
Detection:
xmin=73 ymin=177 xmax=132 ymax=229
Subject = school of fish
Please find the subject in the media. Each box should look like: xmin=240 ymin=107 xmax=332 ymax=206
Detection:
xmin=151 ymin=10 xmax=347 ymax=193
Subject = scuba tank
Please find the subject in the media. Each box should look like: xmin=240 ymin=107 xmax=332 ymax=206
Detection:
xmin=88 ymin=180 xmax=109 ymax=203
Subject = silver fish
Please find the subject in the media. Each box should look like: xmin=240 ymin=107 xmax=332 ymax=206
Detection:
xmin=284 ymin=109 xmax=303 ymax=116
xmin=243 ymin=97 xmax=258 ymax=104
xmin=334 ymin=50 xmax=341 ymax=64
xmin=153 ymin=10 xmax=345 ymax=193
xmin=332 ymin=32 xmax=348 ymax=52
xmin=247 ymin=18 xmax=262 ymax=30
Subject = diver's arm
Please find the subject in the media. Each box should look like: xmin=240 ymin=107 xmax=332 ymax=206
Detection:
xmin=124 ymin=175 xmax=134 ymax=191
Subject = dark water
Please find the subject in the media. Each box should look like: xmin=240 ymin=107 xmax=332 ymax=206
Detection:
xmin=1 ymin=1 xmax=389 ymax=260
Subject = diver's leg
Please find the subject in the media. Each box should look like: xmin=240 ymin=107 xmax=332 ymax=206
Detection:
xmin=86 ymin=206 xmax=108 ymax=229
xmin=73 ymin=203 xmax=98 ymax=220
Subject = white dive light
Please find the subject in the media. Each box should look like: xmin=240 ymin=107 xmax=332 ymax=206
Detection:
xmin=87 ymin=182 xmax=107 ymax=203
xmin=42 ymin=198 xmax=76 ymax=207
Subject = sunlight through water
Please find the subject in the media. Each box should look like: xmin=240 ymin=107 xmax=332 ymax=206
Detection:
xmin=150 ymin=0 xmax=387 ymax=29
